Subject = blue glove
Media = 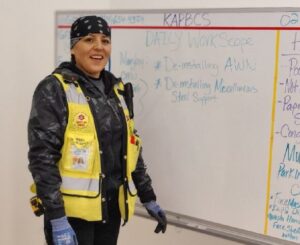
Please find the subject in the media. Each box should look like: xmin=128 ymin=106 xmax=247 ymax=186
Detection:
xmin=144 ymin=201 xmax=167 ymax=233
xmin=50 ymin=216 xmax=78 ymax=245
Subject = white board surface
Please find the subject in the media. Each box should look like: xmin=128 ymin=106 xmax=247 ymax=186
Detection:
xmin=56 ymin=10 xmax=300 ymax=243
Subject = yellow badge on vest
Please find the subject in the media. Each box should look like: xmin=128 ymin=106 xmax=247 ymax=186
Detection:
xmin=73 ymin=112 xmax=89 ymax=129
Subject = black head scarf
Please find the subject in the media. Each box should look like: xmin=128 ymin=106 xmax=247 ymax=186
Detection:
xmin=70 ymin=15 xmax=111 ymax=48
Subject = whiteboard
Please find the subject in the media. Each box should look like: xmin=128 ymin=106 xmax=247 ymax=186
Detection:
xmin=56 ymin=10 xmax=300 ymax=243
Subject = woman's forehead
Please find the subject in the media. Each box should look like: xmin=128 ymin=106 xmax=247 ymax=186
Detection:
xmin=84 ymin=33 xmax=110 ymax=38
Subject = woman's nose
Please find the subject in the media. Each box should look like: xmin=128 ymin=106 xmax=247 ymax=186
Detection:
xmin=93 ymin=39 xmax=103 ymax=49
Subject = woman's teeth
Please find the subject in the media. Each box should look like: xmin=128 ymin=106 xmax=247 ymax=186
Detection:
xmin=91 ymin=55 xmax=103 ymax=60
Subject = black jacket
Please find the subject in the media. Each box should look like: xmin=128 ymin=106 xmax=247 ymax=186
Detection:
xmin=28 ymin=62 xmax=156 ymax=221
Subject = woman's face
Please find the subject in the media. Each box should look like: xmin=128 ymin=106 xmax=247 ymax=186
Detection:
xmin=71 ymin=33 xmax=111 ymax=78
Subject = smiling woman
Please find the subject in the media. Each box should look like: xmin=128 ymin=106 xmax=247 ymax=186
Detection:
xmin=70 ymin=16 xmax=112 ymax=79
xmin=71 ymin=33 xmax=112 ymax=78
xmin=27 ymin=15 xmax=167 ymax=245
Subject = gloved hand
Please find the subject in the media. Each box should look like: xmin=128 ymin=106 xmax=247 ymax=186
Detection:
xmin=50 ymin=216 xmax=78 ymax=245
xmin=144 ymin=201 xmax=167 ymax=233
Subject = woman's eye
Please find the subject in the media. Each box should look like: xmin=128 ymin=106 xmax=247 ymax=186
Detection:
xmin=84 ymin=38 xmax=93 ymax=43
xmin=102 ymin=39 xmax=111 ymax=44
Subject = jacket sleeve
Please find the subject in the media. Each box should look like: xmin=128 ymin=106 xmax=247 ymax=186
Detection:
xmin=131 ymin=147 xmax=157 ymax=203
xmin=28 ymin=75 xmax=67 ymax=220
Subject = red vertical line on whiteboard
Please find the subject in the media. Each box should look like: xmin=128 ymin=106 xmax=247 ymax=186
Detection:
xmin=264 ymin=30 xmax=281 ymax=235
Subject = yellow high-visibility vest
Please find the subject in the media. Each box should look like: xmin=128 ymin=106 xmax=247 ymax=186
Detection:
xmin=32 ymin=73 xmax=141 ymax=222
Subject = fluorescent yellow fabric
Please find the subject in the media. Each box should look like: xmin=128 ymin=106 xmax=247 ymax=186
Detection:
xmin=58 ymin=74 xmax=140 ymax=222
xmin=30 ymin=74 xmax=141 ymax=222
xmin=54 ymin=73 xmax=102 ymax=221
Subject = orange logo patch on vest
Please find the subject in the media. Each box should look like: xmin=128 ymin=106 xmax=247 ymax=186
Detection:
xmin=73 ymin=112 xmax=89 ymax=129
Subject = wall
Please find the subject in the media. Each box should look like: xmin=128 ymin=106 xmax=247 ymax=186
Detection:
xmin=2 ymin=0 xmax=300 ymax=244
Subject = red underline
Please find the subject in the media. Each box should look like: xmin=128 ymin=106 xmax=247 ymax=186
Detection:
xmin=57 ymin=25 xmax=300 ymax=30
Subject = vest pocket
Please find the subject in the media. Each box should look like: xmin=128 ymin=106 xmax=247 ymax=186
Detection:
xmin=118 ymin=183 xmax=137 ymax=221
xmin=61 ymin=132 xmax=96 ymax=175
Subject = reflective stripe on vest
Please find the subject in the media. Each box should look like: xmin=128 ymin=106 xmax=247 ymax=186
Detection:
xmin=61 ymin=176 xmax=99 ymax=192
xmin=65 ymin=85 xmax=87 ymax=104
xmin=118 ymin=93 xmax=128 ymax=111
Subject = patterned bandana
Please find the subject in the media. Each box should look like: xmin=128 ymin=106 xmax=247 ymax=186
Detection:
xmin=70 ymin=15 xmax=111 ymax=48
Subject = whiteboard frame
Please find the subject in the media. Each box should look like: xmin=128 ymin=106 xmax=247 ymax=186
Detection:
xmin=135 ymin=204 xmax=298 ymax=245
xmin=55 ymin=8 xmax=300 ymax=244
